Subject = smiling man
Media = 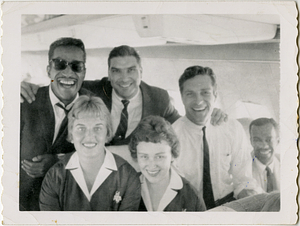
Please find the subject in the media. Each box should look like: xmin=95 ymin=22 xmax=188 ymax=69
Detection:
xmin=172 ymin=66 xmax=261 ymax=210
xmin=82 ymin=45 xmax=181 ymax=146
xmin=21 ymin=45 xmax=227 ymax=148
xmin=20 ymin=37 xmax=91 ymax=211
xmin=250 ymin=118 xmax=280 ymax=192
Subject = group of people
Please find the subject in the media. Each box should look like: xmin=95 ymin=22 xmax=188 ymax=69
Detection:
xmin=20 ymin=37 xmax=280 ymax=212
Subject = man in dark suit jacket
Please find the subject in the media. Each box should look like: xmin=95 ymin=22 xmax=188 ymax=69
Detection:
xmin=21 ymin=45 xmax=226 ymax=148
xmin=20 ymin=37 xmax=89 ymax=210
xmin=83 ymin=45 xmax=181 ymax=146
xmin=82 ymin=77 xmax=179 ymax=145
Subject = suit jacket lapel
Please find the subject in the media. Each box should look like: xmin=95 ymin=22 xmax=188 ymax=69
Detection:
xmin=140 ymin=81 xmax=152 ymax=119
xmin=101 ymin=79 xmax=113 ymax=111
xmin=51 ymin=88 xmax=93 ymax=152
xmin=38 ymin=86 xmax=55 ymax=152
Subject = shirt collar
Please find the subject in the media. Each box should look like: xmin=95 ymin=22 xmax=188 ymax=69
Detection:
xmin=252 ymin=151 xmax=275 ymax=173
xmin=49 ymin=85 xmax=79 ymax=110
xmin=169 ymin=167 xmax=183 ymax=190
xmin=140 ymin=167 xmax=183 ymax=211
xmin=65 ymin=148 xmax=118 ymax=201
xmin=65 ymin=148 xmax=118 ymax=171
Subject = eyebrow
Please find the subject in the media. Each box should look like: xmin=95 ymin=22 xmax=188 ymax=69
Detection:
xmin=110 ymin=66 xmax=137 ymax=70
xmin=74 ymin=123 xmax=104 ymax=126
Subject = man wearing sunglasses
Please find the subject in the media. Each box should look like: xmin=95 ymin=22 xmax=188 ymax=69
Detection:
xmin=20 ymin=37 xmax=91 ymax=211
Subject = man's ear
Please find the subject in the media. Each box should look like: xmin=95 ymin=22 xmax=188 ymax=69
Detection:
xmin=213 ymin=85 xmax=218 ymax=98
xmin=47 ymin=65 xmax=50 ymax=77
xmin=107 ymin=68 xmax=111 ymax=81
xmin=139 ymin=66 xmax=143 ymax=75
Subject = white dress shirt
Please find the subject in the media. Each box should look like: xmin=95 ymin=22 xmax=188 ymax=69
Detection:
xmin=252 ymin=153 xmax=280 ymax=192
xmin=49 ymin=87 xmax=78 ymax=143
xmin=140 ymin=167 xmax=183 ymax=211
xmin=65 ymin=148 xmax=118 ymax=202
xmin=111 ymin=88 xmax=142 ymax=137
xmin=172 ymin=116 xmax=259 ymax=200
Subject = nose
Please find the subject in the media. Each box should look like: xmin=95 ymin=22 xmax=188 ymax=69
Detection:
xmin=62 ymin=64 xmax=75 ymax=76
xmin=147 ymin=158 xmax=157 ymax=168
xmin=85 ymin=129 xmax=96 ymax=140
xmin=258 ymin=141 xmax=269 ymax=149
xmin=195 ymin=94 xmax=203 ymax=105
xmin=119 ymin=70 xmax=129 ymax=80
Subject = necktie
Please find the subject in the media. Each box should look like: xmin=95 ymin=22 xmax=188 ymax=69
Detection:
xmin=202 ymin=126 xmax=215 ymax=209
xmin=266 ymin=166 xmax=276 ymax=192
xmin=112 ymin=100 xmax=130 ymax=142
xmin=55 ymin=103 xmax=71 ymax=141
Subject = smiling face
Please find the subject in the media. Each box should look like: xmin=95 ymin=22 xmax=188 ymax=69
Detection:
xmin=47 ymin=46 xmax=86 ymax=106
xmin=181 ymin=75 xmax=217 ymax=126
xmin=250 ymin=123 xmax=279 ymax=165
xmin=137 ymin=141 xmax=173 ymax=185
xmin=71 ymin=116 xmax=107 ymax=159
xmin=108 ymin=56 xmax=142 ymax=100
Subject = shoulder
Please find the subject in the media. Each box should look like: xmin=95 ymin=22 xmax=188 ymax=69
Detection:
xmin=82 ymin=77 xmax=112 ymax=95
xmin=208 ymin=118 xmax=244 ymax=135
xmin=21 ymin=86 xmax=50 ymax=111
xmin=113 ymin=153 xmax=138 ymax=175
xmin=83 ymin=77 xmax=110 ymax=88
xmin=79 ymin=87 xmax=96 ymax=96
xmin=172 ymin=117 xmax=191 ymax=135
xmin=180 ymin=177 xmax=198 ymax=194
xmin=140 ymin=81 xmax=169 ymax=96
xmin=46 ymin=152 xmax=74 ymax=177
xmin=172 ymin=117 xmax=185 ymax=127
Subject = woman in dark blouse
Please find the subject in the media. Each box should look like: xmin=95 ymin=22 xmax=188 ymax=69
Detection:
xmin=129 ymin=115 xmax=206 ymax=211
xmin=39 ymin=95 xmax=140 ymax=211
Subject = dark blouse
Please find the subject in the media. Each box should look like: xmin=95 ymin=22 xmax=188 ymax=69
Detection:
xmin=139 ymin=174 xmax=206 ymax=212
xmin=39 ymin=152 xmax=141 ymax=211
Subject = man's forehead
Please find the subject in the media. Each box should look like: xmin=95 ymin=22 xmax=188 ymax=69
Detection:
xmin=109 ymin=56 xmax=140 ymax=67
xmin=183 ymin=76 xmax=214 ymax=91
xmin=52 ymin=46 xmax=84 ymax=60
xmin=251 ymin=124 xmax=276 ymax=135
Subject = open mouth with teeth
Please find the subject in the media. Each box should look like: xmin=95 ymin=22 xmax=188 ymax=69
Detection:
xmin=259 ymin=149 xmax=271 ymax=155
xmin=192 ymin=106 xmax=207 ymax=112
xmin=57 ymin=78 xmax=77 ymax=88
xmin=146 ymin=169 xmax=160 ymax=177
xmin=82 ymin=143 xmax=97 ymax=148
xmin=119 ymin=83 xmax=132 ymax=89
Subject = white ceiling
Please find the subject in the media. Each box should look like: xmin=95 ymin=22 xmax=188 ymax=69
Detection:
xmin=21 ymin=14 xmax=280 ymax=51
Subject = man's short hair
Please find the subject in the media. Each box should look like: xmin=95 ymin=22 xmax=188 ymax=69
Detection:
xmin=128 ymin=115 xmax=180 ymax=160
xmin=48 ymin=37 xmax=86 ymax=63
xmin=178 ymin=65 xmax=217 ymax=94
xmin=249 ymin=118 xmax=279 ymax=137
xmin=108 ymin=45 xmax=141 ymax=67
xmin=67 ymin=95 xmax=113 ymax=143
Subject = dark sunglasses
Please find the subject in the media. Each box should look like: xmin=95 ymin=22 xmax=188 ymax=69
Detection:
xmin=50 ymin=58 xmax=85 ymax=73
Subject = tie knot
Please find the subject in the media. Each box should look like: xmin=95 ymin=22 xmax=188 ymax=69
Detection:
xmin=121 ymin=100 xmax=130 ymax=107
xmin=266 ymin=166 xmax=272 ymax=175
xmin=56 ymin=103 xmax=71 ymax=114
xmin=202 ymin=126 xmax=206 ymax=133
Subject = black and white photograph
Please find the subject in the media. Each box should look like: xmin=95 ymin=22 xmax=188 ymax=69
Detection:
xmin=1 ymin=1 xmax=298 ymax=225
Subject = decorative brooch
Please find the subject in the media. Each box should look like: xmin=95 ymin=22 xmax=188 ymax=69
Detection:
xmin=113 ymin=191 xmax=122 ymax=204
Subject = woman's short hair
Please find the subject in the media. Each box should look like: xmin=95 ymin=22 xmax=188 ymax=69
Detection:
xmin=67 ymin=95 xmax=113 ymax=143
xmin=129 ymin=115 xmax=180 ymax=159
